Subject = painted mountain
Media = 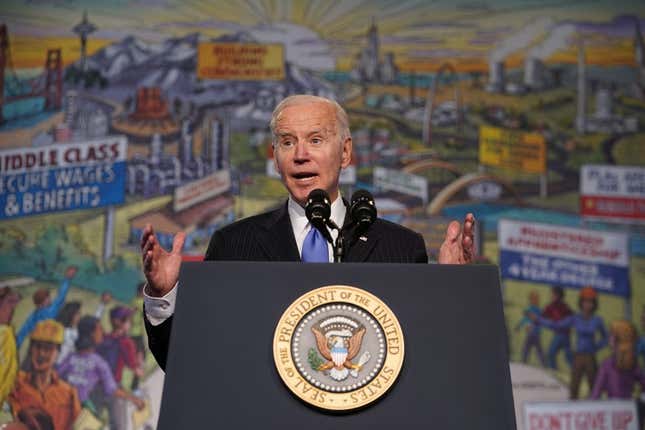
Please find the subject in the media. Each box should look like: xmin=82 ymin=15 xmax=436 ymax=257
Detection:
xmin=68 ymin=30 xmax=336 ymax=108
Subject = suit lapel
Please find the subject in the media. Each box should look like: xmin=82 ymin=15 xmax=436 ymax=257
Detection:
xmin=254 ymin=199 xmax=380 ymax=262
xmin=343 ymin=201 xmax=382 ymax=262
xmin=257 ymin=202 xmax=301 ymax=261
xmin=345 ymin=226 xmax=381 ymax=262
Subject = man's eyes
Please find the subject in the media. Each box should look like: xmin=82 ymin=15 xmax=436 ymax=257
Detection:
xmin=279 ymin=137 xmax=325 ymax=147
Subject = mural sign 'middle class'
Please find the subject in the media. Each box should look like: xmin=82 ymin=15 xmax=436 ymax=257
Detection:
xmin=273 ymin=285 xmax=404 ymax=411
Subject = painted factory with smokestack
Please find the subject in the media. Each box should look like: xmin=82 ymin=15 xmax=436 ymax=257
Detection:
xmin=484 ymin=19 xmax=642 ymax=134
xmin=126 ymin=110 xmax=230 ymax=197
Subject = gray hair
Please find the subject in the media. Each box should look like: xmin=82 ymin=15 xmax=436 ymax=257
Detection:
xmin=269 ymin=94 xmax=350 ymax=146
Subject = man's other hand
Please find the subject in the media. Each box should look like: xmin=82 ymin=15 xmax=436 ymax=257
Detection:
xmin=140 ymin=224 xmax=185 ymax=297
xmin=438 ymin=213 xmax=475 ymax=265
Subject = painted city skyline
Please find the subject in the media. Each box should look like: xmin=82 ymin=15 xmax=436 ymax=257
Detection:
xmin=3 ymin=0 xmax=644 ymax=72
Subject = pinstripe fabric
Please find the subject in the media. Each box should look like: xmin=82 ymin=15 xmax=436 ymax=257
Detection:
xmin=203 ymin=202 xmax=427 ymax=264
xmin=145 ymin=201 xmax=428 ymax=369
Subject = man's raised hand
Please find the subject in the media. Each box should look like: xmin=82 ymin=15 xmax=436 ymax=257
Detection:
xmin=438 ymin=213 xmax=475 ymax=265
xmin=140 ymin=224 xmax=185 ymax=297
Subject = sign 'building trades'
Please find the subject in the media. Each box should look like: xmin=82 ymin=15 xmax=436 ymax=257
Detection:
xmin=198 ymin=43 xmax=285 ymax=80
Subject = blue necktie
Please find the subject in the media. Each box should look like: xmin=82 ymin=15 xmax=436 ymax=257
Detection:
xmin=301 ymin=226 xmax=329 ymax=262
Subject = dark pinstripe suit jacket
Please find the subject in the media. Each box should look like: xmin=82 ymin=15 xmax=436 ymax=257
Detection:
xmin=144 ymin=201 xmax=427 ymax=370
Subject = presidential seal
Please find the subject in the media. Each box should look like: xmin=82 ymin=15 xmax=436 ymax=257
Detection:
xmin=273 ymin=285 xmax=404 ymax=411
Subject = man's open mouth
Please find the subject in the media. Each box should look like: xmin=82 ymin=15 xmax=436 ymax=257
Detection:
xmin=292 ymin=172 xmax=318 ymax=180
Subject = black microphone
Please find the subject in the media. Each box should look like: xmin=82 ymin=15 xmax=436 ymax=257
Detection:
xmin=305 ymin=189 xmax=332 ymax=231
xmin=349 ymin=189 xmax=377 ymax=230
xmin=305 ymin=189 xmax=346 ymax=261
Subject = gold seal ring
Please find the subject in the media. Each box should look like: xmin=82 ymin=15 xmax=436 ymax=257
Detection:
xmin=273 ymin=285 xmax=404 ymax=411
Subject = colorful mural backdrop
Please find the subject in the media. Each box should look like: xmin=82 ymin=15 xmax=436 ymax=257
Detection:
xmin=1 ymin=1 xmax=645 ymax=429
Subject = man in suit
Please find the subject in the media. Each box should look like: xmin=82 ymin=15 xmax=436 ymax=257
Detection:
xmin=141 ymin=94 xmax=475 ymax=370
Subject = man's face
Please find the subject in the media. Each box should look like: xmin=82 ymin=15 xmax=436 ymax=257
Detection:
xmin=581 ymin=298 xmax=594 ymax=314
xmin=0 ymin=289 xmax=20 ymax=323
xmin=273 ymin=101 xmax=352 ymax=206
xmin=529 ymin=293 xmax=539 ymax=306
xmin=41 ymin=295 xmax=52 ymax=309
xmin=30 ymin=341 xmax=58 ymax=372
xmin=112 ymin=316 xmax=131 ymax=333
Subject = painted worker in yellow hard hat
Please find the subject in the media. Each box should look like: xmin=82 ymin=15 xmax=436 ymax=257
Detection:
xmin=15 ymin=266 xmax=77 ymax=349
xmin=8 ymin=319 xmax=81 ymax=430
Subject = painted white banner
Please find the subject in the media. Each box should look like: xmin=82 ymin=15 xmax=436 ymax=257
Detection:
xmin=173 ymin=169 xmax=231 ymax=212
xmin=580 ymin=165 xmax=645 ymax=222
xmin=373 ymin=166 xmax=428 ymax=203
xmin=524 ymin=400 xmax=639 ymax=430
xmin=0 ymin=137 xmax=128 ymax=218
xmin=581 ymin=165 xmax=645 ymax=197
xmin=0 ymin=136 xmax=128 ymax=174
xmin=499 ymin=219 xmax=629 ymax=266
xmin=498 ymin=219 xmax=630 ymax=296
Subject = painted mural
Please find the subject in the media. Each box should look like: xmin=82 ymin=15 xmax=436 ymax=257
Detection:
xmin=1 ymin=1 xmax=645 ymax=428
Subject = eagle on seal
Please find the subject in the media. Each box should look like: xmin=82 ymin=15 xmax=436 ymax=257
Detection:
xmin=312 ymin=326 xmax=368 ymax=381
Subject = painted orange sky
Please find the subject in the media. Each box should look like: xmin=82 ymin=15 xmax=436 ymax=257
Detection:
xmin=3 ymin=0 xmax=642 ymax=75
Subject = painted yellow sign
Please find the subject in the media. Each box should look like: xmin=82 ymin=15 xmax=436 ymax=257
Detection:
xmin=197 ymin=42 xmax=285 ymax=80
xmin=479 ymin=125 xmax=546 ymax=174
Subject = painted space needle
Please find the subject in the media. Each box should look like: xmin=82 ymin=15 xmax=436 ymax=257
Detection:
xmin=73 ymin=10 xmax=97 ymax=73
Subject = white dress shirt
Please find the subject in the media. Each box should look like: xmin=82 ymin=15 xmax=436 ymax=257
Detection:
xmin=288 ymin=194 xmax=346 ymax=262
xmin=144 ymin=195 xmax=346 ymax=326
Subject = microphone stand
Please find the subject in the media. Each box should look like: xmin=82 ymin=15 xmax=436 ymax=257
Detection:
xmin=333 ymin=228 xmax=344 ymax=263
xmin=324 ymin=220 xmax=344 ymax=263
xmin=304 ymin=189 xmax=350 ymax=263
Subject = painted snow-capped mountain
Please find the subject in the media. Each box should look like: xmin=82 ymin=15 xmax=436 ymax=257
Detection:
xmin=74 ymin=31 xmax=335 ymax=105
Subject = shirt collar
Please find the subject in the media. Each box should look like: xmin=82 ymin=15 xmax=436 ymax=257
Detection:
xmin=288 ymin=193 xmax=346 ymax=234
xmin=22 ymin=369 xmax=62 ymax=387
